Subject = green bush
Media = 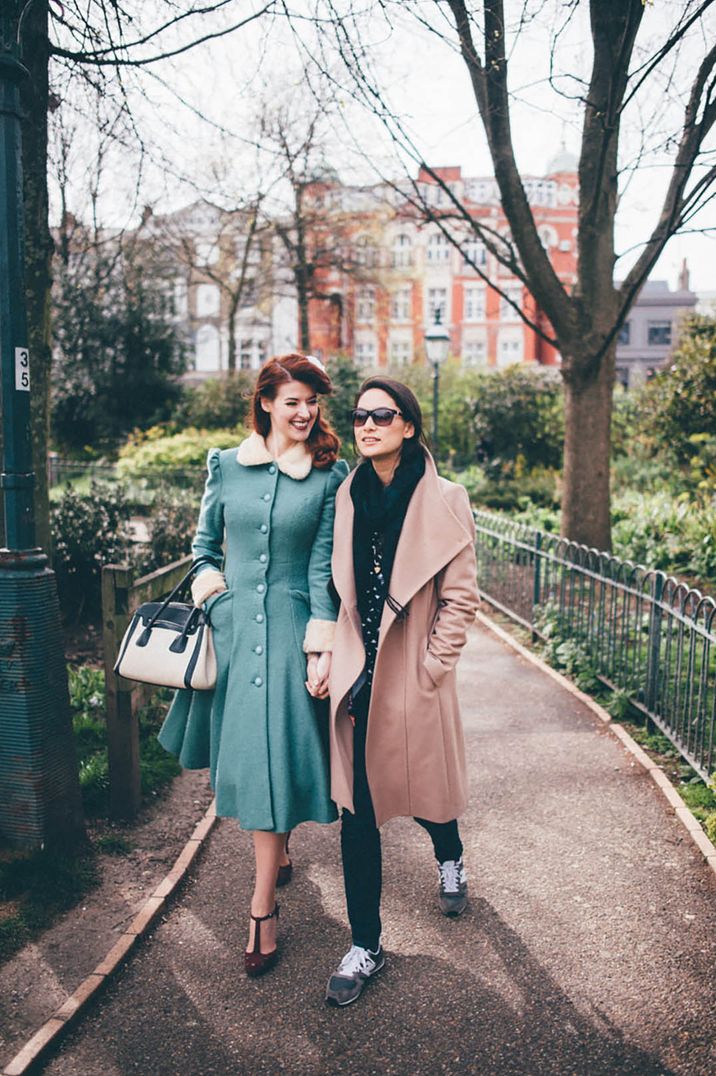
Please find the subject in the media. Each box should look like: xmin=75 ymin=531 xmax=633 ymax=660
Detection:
xmin=174 ymin=373 xmax=254 ymax=431
xmin=611 ymin=490 xmax=716 ymax=583
xmin=135 ymin=487 xmax=200 ymax=575
xmin=68 ymin=666 xmax=180 ymax=817
xmin=116 ymin=426 xmax=240 ymax=479
xmin=639 ymin=315 xmax=716 ymax=465
xmin=467 ymin=366 xmax=564 ymax=472
xmin=51 ymin=481 xmax=134 ymax=621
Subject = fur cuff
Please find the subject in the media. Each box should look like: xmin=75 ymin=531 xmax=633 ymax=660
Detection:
xmin=191 ymin=568 xmax=228 ymax=607
xmin=303 ymin=618 xmax=336 ymax=653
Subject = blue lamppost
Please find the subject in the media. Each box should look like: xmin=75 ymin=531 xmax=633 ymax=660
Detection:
xmin=424 ymin=310 xmax=450 ymax=461
xmin=0 ymin=6 xmax=83 ymax=847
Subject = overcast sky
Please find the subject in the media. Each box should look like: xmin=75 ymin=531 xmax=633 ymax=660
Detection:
xmin=51 ymin=0 xmax=715 ymax=293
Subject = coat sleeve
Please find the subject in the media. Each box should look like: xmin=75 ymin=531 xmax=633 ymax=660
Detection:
xmin=303 ymin=459 xmax=350 ymax=653
xmin=423 ymin=485 xmax=479 ymax=685
xmin=190 ymin=448 xmax=228 ymax=606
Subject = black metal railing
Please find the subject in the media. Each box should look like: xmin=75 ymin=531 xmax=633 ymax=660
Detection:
xmin=474 ymin=510 xmax=716 ymax=782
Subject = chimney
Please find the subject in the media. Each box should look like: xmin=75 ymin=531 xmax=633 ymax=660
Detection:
xmin=678 ymin=257 xmax=690 ymax=292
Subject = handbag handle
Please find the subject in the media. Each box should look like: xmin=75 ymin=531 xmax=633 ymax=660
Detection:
xmin=142 ymin=555 xmax=221 ymax=633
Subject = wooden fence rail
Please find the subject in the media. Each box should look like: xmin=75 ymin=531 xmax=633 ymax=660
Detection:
xmin=101 ymin=554 xmax=192 ymax=820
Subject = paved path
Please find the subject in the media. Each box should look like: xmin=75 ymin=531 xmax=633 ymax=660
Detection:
xmin=45 ymin=623 xmax=716 ymax=1075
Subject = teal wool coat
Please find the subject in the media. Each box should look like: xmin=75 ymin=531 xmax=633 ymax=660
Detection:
xmin=158 ymin=438 xmax=349 ymax=831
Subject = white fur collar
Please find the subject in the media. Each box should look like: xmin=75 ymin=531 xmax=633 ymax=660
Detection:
xmin=236 ymin=431 xmax=312 ymax=480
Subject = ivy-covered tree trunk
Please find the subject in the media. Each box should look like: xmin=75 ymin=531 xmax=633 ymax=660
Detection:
xmin=560 ymin=342 xmax=615 ymax=551
xmin=20 ymin=0 xmax=53 ymax=554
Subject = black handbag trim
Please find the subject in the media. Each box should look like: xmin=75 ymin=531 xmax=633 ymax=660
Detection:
xmin=183 ymin=621 xmax=205 ymax=688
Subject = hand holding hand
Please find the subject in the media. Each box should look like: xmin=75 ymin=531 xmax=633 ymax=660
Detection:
xmin=305 ymin=652 xmax=330 ymax=698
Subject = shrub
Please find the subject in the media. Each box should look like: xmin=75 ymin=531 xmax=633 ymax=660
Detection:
xmin=116 ymin=427 xmax=239 ymax=480
xmin=468 ymin=366 xmax=564 ymax=472
xmin=638 ymin=315 xmax=716 ymax=464
xmin=51 ymin=481 xmax=134 ymax=621
xmin=135 ymin=488 xmax=201 ymax=575
xmin=611 ymin=490 xmax=716 ymax=584
xmin=175 ymin=373 xmax=254 ymax=431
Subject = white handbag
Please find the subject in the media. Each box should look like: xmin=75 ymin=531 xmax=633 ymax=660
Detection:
xmin=114 ymin=558 xmax=220 ymax=691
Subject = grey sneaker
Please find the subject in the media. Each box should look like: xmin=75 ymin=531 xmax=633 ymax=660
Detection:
xmin=325 ymin=944 xmax=385 ymax=1007
xmin=438 ymin=857 xmax=468 ymax=917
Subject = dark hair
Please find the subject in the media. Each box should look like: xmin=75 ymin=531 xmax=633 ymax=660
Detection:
xmin=354 ymin=376 xmax=428 ymax=461
xmin=252 ymin=353 xmax=340 ymax=468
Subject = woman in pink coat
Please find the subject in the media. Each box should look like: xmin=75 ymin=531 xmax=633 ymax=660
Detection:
xmin=323 ymin=377 xmax=479 ymax=1007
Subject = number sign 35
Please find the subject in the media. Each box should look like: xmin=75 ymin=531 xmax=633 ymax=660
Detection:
xmin=15 ymin=348 xmax=30 ymax=392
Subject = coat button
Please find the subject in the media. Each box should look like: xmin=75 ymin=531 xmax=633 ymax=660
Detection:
xmin=254 ymin=676 xmax=263 ymax=687
xmin=268 ymin=464 xmax=276 ymax=475
xmin=259 ymin=553 xmax=267 ymax=563
xmin=255 ymin=644 xmax=263 ymax=655
xmin=255 ymin=613 xmax=264 ymax=623
xmin=257 ymin=583 xmax=265 ymax=594
xmin=260 ymin=524 xmax=268 ymax=533
xmin=262 ymin=492 xmax=271 ymax=502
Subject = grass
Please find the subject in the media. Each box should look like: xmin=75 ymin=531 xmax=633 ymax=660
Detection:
xmin=0 ymin=666 xmax=180 ymax=966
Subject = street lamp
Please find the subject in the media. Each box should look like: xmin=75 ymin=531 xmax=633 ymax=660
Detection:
xmin=0 ymin=7 xmax=83 ymax=847
xmin=424 ymin=310 xmax=450 ymax=462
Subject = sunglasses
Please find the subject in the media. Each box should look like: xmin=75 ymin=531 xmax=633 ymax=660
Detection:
xmin=351 ymin=407 xmax=404 ymax=428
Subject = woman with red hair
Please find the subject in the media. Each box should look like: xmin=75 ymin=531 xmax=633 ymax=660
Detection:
xmin=159 ymin=354 xmax=348 ymax=977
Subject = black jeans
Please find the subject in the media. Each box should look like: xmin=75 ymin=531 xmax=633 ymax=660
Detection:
xmin=341 ymin=689 xmax=463 ymax=952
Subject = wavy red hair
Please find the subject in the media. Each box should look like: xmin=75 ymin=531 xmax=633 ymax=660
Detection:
xmin=251 ymin=353 xmax=340 ymax=469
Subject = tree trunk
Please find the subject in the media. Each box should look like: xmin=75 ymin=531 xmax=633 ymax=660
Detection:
xmin=20 ymin=0 xmax=52 ymax=554
xmin=227 ymin=295 xmax=238 ymax=374
xmin=561 ymin=343 xmax=615 ymax=551
xmin=298 ymin=274 xmax=311 ymax=352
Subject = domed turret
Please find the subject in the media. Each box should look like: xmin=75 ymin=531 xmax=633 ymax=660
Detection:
xmin=546 ymin=145 xmax=578 ymax=175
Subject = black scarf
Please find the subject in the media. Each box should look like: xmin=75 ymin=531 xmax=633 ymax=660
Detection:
xmin=351 ymin=449 xmax=426 ymax=621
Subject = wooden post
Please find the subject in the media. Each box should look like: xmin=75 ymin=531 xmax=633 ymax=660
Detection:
xmin=102 ymin=563 xmax=142 ymax=820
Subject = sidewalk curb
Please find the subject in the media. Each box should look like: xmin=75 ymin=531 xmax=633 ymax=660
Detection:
xmin=2 ymin=800 xmax=218 ymax=1076
xmin=474 ymin=608 xmax=716 ymax=878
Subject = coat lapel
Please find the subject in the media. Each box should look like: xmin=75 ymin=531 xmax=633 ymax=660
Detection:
xmin=331 ymin=476 xmax=362 ymax=639
xmin=378 ymin=453 xmax=472 ymax=638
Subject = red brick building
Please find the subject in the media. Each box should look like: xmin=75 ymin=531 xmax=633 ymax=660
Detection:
xmin=305 ymin=153 xmax=578 ymax=369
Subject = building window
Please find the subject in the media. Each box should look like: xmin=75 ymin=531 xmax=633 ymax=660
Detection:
xmin=538 ymin=225 xmax=558 ymax=250
xmin=391 ymin=234 xmax=412 ymax=268
xmin=499 ymin=285 xmax=522 ymax=320
xmin=355 ymin=236 xmax=379 ymax=268
xmin=195 ymin=324 xmax=221 ymax=372
xmin=389 ymin=339 xmax=412 ymax=366
xmin=462 ymin=238 xmax=486 ymax=270
xmin=463 ymin=339 xmax=487 ymax=367
xmin=427 ymin=288 xmax=447 ymax=323
xmin=195 ymin=283 xmax=220 ymax=318
xmin=390 ymin=287 xmax=411 ymax=321
xmin=355 ymin=338 xmax=377 ymax=366
xmin=427 ymin=232 xmax=451 ymax=264
xmin=356 ymin=287 xmax=376 ymax=321
xmin=647 ymin=320 xmax=672 ymax=346
xmin=239 ymin=338 xmax=267 ymax=371
xmin=173 ymin=278 xmax=188 ymax=318
xmin=497 ymin=332 xmax=523 ymax=367
xmin=464 ymin=286 xmax=486 ymax=322
xmin=195 ymin=239 xmax=219 ymax=266
xmin=618 ymin=321 xmax=631 ymax=345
